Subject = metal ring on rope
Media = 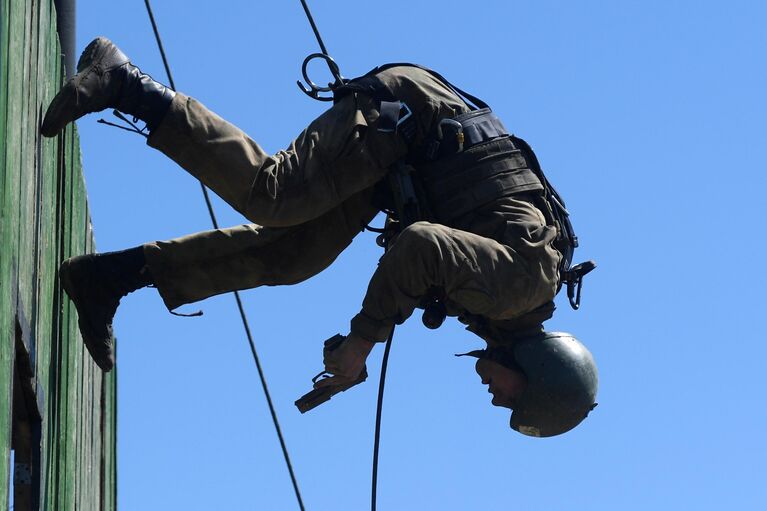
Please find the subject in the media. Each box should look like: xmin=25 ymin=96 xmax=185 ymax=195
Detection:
xmin=297 ymin=52 xmax=345 ymax=101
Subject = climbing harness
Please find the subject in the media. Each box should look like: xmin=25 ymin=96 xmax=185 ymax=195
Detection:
xmin=334 ymin=64 xmax=596 ymax=312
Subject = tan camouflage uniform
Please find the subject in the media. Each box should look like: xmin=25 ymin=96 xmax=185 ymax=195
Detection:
xmin=142 ymin=67 xmax=561 ymax=343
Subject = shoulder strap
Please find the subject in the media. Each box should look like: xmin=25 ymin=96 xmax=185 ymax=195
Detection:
xmin=334 ymin=63 xmax=489 ymax=111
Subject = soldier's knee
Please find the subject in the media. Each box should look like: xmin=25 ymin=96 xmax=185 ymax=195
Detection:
xmin=397 ymin=221 xmax=433 ymax=242
xmin=394 ymin=222 xmax=449 ymax=256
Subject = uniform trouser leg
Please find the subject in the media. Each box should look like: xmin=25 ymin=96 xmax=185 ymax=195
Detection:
xmin=349 ymin=220 xmax=561 ymax=343
xmin=141 ymin=89 xmax=404 ymax=308
xmin=144 ymin=191 xmax=378 ymax=310
xmin=146 ymin=92 xmax=405 ymax=227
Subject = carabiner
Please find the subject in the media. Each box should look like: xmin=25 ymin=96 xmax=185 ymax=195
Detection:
xmin=297 ymin=52 xmax=345 ymax=102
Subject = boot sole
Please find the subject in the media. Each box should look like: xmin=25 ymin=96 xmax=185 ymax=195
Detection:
xmin=60 ymin=257 xmax=115 ymax=372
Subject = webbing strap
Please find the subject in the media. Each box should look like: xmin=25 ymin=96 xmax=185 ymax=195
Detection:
xmin=336 ymin=62 xmax=489 ymax=110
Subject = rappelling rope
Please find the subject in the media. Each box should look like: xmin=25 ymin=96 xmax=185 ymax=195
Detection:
xmin=299 ymin=0 xmax=330 ymax=56
xmin=295 ymin=1 xmax=395 ymax=507
xmin=142 ymin=2 xmax=305 ymax=509
xmin=371 ymin=326 xmax=395 ymax=511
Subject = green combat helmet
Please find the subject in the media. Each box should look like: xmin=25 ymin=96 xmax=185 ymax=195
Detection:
xmin=508 ymin=332 xmax=598 ymax=437
xmin=465 ymin=330 xmax=598 ymax=437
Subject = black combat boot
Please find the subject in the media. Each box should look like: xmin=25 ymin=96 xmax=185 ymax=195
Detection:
xmin=59 ymin=246 xmax=153 ymax=371
xmin=41 ymin=37 xmax=174 ymax=137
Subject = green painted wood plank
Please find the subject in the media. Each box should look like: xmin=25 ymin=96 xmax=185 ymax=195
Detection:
xmin=57 ymin=123 xmax=73 ymax=511
xmin=70 ymin=132 xmax=82 ymax=508
xmin=4 ymin=0 xmax=23 ymax=281
xmin=31 ymin=5 xmax=51 ymax=504
xmin=0 ymin=0 xmax=9 ymax=200
xmin=0 ymin=0 xmax=11 ymax=502
xmin=17 ymin=0 xmax=35 ymax=350
xmin=45 ymin=48 xmax=66 ymax=508
xmin=62 ymin=128 xmax=78 ymax=511
xmin=41 ymin=25 xmax=63 ymax=508
xmin=107 ymin=369 xmax=118 ymax=511
xmin=73 ymin=172 xmax=88 ymax=506
xmin=34 ymin=0 xmax=54 ymax=428
xmin=44 ymin=139 xmax=65 ymax=511
xmin=0 ymin=0 xmax=20 ymax=507
xmin=83 ymin=229 xmax=95 ymax=505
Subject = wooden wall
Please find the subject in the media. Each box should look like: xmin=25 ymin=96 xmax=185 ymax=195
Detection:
xmin=0 ymin=0 xmax=117 ymax=509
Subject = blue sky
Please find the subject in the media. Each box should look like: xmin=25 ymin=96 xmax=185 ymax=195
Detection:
xmin=73 ymin=1 xmax=766 ymax=509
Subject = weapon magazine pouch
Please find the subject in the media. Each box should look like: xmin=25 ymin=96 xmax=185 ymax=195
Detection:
xmin=419 ymin=137 xmax=543 ymax=223
xmin=453 ymin=109 xmax=509 ymax=147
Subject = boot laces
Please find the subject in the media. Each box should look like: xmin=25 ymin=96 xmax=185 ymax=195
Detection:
xmin=97 ymin=110 xmax=148 ymax=137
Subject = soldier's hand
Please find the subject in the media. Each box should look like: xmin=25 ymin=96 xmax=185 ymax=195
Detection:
xmin=315 ymin=333 xmax=374 ymax=388
xmin=313 ymin=374 xmax=355 ymax=390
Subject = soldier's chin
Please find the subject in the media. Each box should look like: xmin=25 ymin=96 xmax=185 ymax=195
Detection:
xmin=490 ymin=394 xmax=514 ymax=410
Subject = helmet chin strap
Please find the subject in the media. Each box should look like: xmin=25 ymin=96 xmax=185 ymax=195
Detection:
xmin=454 ymin=349 xmax=487 ymax=359
xmin=455 ymin=347 xmax=525 ymax=373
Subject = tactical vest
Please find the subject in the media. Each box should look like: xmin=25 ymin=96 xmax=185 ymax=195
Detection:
xmin=334 ymin=64 xmax=539 ymax=217
xmin=416 ymin=117 xmax=542 ymax=223
xmin=335 ymin=64 xmax=593 ymax=309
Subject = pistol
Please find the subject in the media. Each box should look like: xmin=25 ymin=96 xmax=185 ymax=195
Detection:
xmin=295 ymin=334 xmax=368 ymax=414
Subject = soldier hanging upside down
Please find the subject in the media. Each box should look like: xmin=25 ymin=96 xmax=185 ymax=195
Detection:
xmin=42 ymin=37 xmax=598 ymax=438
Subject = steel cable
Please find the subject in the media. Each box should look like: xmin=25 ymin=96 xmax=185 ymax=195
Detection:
xmin=142 ymin=2 xmax=305 ymax=509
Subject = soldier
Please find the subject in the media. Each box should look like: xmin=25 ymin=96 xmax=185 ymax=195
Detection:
xmin=42 ymin=37 xmax=597 ymax=437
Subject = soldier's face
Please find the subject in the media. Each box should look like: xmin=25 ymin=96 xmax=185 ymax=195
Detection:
xmin=475 ymin=358 xmax=527 ymax=409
